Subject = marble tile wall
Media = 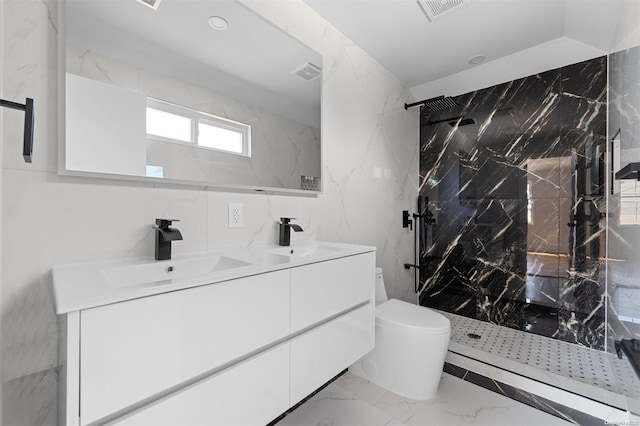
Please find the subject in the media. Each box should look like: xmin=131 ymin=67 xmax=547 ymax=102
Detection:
xmin=418 ymin=57 xmax=608 ymax=349
xmin=0 ymin=0 xmax=418 ymax=423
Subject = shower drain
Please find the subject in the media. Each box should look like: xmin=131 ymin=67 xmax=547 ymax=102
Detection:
xmin=467 ymin=333 xmax=482 ymax=339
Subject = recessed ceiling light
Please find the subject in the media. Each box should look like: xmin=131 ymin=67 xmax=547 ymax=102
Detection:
xmin=468 ymin=55 xmax=486 ymax=65
xmin=208 ymin=16 xmax=228 ymax=31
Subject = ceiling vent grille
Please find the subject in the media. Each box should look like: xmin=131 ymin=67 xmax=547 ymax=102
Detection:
xmin=136 ymin=0 xmax=162 ymax=11
xmin=418 ymin=0 xmax=465 ymax=21
xmin=292 ymin=62 xmax=321 ymax=81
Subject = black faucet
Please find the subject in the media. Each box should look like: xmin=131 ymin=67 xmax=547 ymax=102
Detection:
xmin=278 ymin=217 xmax=303 ymax=246
xmin=153 ymin=219 xmax=183 ymax=260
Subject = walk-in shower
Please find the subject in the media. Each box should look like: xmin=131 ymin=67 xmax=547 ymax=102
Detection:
xmin=414 ymin=51 xmax=640 ymax=419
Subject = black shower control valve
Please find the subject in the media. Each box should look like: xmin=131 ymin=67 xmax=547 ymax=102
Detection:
xmin=402 ymin=210 xmax=413 ymax=230
xmin=412 ymin=212 xmax=436 ymax=225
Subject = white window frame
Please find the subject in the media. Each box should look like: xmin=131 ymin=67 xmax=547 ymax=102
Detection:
xmin=146 ymin=98 xmax=251 ymax=157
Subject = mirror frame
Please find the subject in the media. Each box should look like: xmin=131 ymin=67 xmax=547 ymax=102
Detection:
xmin=57 ymin=0 xmax=323 ymax=196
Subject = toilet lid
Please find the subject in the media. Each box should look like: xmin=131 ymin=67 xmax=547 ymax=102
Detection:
xmin=376 ymin=299 xmax=450 ymax=334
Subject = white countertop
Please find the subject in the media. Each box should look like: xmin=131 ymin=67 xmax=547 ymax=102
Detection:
xmin=52 ymin=241 xmax=376 ymax=314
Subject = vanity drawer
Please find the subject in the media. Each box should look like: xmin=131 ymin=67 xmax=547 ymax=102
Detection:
xmin=290 ymin=252 xmax=375 ymax=332
xmin=113 ymin=344 xmax=290 ymax=426
xmin=289 ymin=302 xmax=375 ymax=405
xmin=79 ymin=270 xmax=289 ymax=425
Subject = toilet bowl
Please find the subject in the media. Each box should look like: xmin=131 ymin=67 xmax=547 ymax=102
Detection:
xmin=349 ymin=268 xmax=450 ymax=400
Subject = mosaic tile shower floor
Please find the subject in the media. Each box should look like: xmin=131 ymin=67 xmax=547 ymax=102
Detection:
xmin=441 ymin=311 xmax=640 ymax=400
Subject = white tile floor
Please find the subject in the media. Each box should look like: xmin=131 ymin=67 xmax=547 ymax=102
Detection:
xmin=276 ymin=372 xmax=571 ymax=426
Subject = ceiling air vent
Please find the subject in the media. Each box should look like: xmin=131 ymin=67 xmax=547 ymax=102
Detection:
xmin=292 ymin=62 xmax=321 ymax=81
xmin=135 ymin=0 xmax=162 ymax=11
xmin=417 ymin=0 xmax=466 ymax=21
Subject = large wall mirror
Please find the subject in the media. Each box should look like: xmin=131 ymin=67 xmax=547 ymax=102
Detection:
xmin=59 ymin=0 xmax=322 ymax=194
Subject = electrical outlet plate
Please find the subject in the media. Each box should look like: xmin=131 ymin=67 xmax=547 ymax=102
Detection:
xmin=228 ymin=203 xmax=243 ymax=228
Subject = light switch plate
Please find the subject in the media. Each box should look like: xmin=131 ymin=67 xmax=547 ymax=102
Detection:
xmin=228 ymin=203 xmax=243 ymax=228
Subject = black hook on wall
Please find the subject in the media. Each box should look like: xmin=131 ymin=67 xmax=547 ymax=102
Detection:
xmin=0 ymin=97 xmax=34 ymax=163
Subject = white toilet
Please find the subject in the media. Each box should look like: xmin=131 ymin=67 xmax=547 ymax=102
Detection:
xmin=349 ymin=268 xmax=451 ymax=400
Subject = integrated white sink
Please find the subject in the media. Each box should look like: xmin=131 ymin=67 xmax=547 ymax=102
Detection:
xmin=102 ymin=255 xmax=253 ymax=288
xmin=52 ymin=240 xmax=376 ymax=314
xmin=269 ymin=243 xmax=344 ymax=259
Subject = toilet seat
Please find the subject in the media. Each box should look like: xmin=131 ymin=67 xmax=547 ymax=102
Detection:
xmin=376 ymin=299 xmax=450 ymax=335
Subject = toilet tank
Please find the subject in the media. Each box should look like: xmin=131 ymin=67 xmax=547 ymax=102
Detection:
xmin=375 ymin=268 xmax=388 ymax=305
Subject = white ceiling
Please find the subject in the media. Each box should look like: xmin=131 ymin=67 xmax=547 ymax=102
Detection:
xmin=302 ymin=0 xmax=624 ymax=91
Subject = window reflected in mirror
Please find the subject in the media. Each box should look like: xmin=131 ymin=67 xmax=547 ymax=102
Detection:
xmin=146 ymin=98 xmax=251 ymax=157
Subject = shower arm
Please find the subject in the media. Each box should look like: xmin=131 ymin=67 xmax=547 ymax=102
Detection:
xmin=404 ymin=95 xmax=458 ymax=112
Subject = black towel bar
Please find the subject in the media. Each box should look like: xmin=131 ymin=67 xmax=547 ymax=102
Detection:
xmin=0 ymin=97 xmax=34 ymax=163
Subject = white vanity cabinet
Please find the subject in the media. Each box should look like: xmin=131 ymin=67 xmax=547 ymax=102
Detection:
xmin=289 ymin=254 xmax=375 ymax=405
xmin=58 ymin=250 xmax=375 ymax=426
xmin=290 ymin=303 xmax=374 ymax=405
xmin=79 ymin=270 xmax=290 ymax=424
xmin=113 ymin=345 xmax=290 ymax=426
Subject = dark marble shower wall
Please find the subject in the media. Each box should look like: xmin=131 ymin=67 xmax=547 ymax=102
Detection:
xmin=418 ymin=57 xmax=608 ymax=349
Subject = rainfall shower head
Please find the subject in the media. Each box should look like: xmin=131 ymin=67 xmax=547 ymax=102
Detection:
xmin=449 ymin=117 xmax=476 ymax=127
xmin=427 ymin=116 xmax=476 ymax=127
xmin=424 ymin=96 xmax=459 ymax=112
xmin=405 ymin=95 xmax=458 ymax=112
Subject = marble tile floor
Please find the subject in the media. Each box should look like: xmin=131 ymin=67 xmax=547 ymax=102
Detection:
xmin=275 ymin=372 xmax=571 ymax=426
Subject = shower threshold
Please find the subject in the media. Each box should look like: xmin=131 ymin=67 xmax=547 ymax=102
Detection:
xmin=439 ymin=310 xmax=640 ymax=421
